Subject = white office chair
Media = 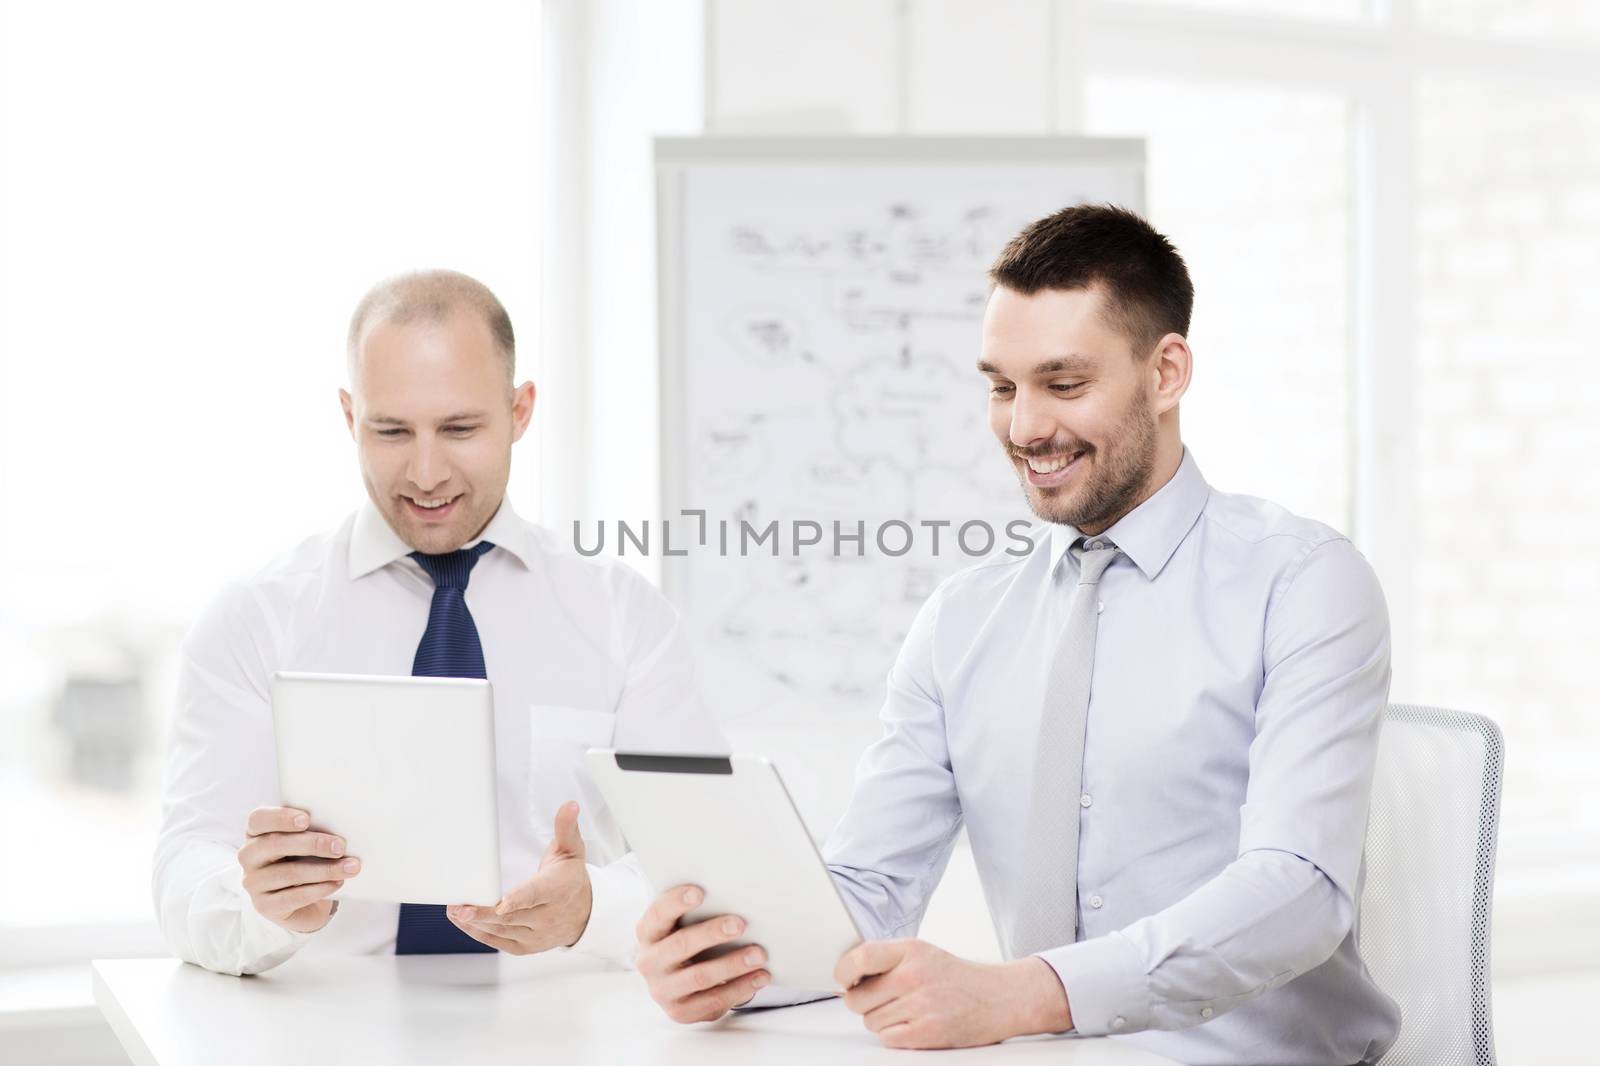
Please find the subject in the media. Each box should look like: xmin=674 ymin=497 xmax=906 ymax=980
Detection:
xmin=1358 ymin=703 xmax=1505 ymax=1066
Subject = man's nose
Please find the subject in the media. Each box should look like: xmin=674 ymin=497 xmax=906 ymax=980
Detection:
xmin=1009 ymin=389 xmax=1054 ymax=449
xmin=406 ymin=441 xmax=451 ymax=493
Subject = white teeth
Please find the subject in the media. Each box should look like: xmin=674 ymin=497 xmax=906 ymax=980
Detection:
xmin=1026 ymin=452 xmax=1081 ymax=474
xmin=411 ymin=496 xmax=454 ymax=509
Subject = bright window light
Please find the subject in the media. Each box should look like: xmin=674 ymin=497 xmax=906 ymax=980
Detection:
xmin=0 ymin=0 xmax=540 ymax=931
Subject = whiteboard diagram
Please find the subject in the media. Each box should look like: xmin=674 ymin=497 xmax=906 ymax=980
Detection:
xmin=657 ymin=138 xmax=1145 ymax=726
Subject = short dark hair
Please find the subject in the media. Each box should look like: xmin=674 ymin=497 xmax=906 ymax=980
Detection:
xmin=347 ymin=269 xmax=516 ymax=381
xmin=988 ymin=203 xmax=1193 ymax=358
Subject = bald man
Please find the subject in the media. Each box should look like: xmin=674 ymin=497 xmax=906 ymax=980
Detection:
xmin=153 ymin=270 xmax=725 ymax=975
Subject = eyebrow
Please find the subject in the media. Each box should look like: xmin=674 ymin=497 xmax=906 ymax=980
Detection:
xmin=975 ymin=355 xmax=1097 ymax=376
xmin=366 ymin=411 xmax=489 ymax=426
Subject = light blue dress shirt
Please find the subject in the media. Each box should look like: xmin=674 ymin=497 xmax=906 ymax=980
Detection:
xmin=822 ymin=448 xmax=1402 ymax=1066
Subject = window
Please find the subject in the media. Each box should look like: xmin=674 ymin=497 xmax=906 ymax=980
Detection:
xmin=707 ymin=0 xmax=1600 ymax=969
xmin=1066 ymin=2 xmax=1600 ymax=896
xmin=0 ymin=0 xmax=540 ymax=942
xmin=1415 ymin=78 xmax=1600 ymax=876
xmin=1084 ymin=78 xmax=1354 ymax=534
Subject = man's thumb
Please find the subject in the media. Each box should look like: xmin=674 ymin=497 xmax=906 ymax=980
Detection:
xmin=550 ymin=800 xmax=586 ymax=859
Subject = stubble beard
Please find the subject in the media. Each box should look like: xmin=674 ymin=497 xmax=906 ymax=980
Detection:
xmin=1014 ymin=390 xmax=1159 ymax=531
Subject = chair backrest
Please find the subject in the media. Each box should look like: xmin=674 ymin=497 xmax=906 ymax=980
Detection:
xmin=1359 ymin=704 xmax=1505 ymax=1066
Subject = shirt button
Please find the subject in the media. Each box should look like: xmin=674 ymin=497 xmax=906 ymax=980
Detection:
xmin=1111 ymin=1016 xmax=1126 ymax=1030
xmin=1097 ymin=600 xmax=1104 ymax=614
xmin=1079 ymin=793 xmax=1092 ymax=808
xmin=1089 ymin=894 xmax=1104 ymax=909
xmin=1201 ymin=1007 xmax=1214 ymax=1019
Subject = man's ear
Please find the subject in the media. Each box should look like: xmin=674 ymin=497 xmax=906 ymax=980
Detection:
xmin=340 ymin=388 xmax=357 ymax=440
xmin=510 ymin=381 xmax=536 ymax=443
xmin=1148 ymin=333 xmax=1192 ymax=416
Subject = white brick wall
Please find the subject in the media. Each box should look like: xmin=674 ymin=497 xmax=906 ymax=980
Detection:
xmin=1415 ymin=78 xmax=1600 ymax=868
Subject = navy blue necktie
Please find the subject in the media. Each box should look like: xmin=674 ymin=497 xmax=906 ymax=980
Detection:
xmin=395 ymin=541 xmax=498 ymax=955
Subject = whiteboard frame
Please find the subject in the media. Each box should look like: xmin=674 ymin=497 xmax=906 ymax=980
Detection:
xmin=654 ymin=134 xmax=1145 ymax=605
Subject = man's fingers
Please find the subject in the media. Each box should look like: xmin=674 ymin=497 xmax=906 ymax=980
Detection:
xmin=656 ymin=944 xmax=767 ymax=1003
xmin=834 ymin=939 xmax=908 ymax=990
xmin=262 ymin=878 xmax=344 ymax=917
xmin=247 ymin=857 xmax=360 ymax=894
xmin=447 ymin=912 xmax=521 ymax=953
xmin=278 ymin=899 xmax=338 ymax=934
xmin=842 ymin=972 xmax=899 ymax=1017
xmin=636 ymin=885 xmax=703 ymax=947
xmin=449 ymin=906 xmax=523 ymax=935
xmin=877 ymin=1020 xmax=929 ymax=1049
xmin=484 ymin=904 xmax=548 ymax=925
xmin=862 ymin=993 xmax=916 ymax=1034
xmin=645 ymin=915 xmax=748 ymax=976
xmin=455 ymin=915 xmax=518 ymax=937
xmin=478 ymin=904 xmax=552 ymax=932
xmin=238 ymin=831 xmax=346 ymax=869
xmin=246 ymin=807 xmax=310 ymax=837
xmin=495 ymin=872 xmax=556 ymax=914
xmin=630 ymin=909 xmax=742 ymax=973
xmin=668 ymin=969 xmax=771 ymax=1024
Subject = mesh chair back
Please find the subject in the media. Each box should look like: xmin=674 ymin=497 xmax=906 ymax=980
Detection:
xmin=1359 ymin=704 xmax=1504 ymax=1066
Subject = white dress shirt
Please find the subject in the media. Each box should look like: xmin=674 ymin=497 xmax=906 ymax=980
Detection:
xmin=819 ymin=449 xmax=1402 ymax=1066
xmin=153 ymin=498 xmax=726 ymax=976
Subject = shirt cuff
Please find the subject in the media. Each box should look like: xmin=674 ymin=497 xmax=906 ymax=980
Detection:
xmin=223 ymin=867 xmax=313 ymax=974
xmin=1038 ymin=933 xmax=1152 ymax=1036
xmin=566 ymin=859 xmax=652 ymax=967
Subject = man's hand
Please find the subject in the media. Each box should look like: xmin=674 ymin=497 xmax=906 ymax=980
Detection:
xmin=238 ymin=806 xmax=359 ymax=934
xmin=835 ymin=939 xmax=1072 ymax=1049
xmin=446 ymin=800 xmax=594 ymax=954
xmin=635 ymin=885 xmax=771 ymax=1023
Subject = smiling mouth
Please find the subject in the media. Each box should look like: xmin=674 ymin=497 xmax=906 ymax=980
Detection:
xmin=403 ymin=494 xmax=462 ymax=518
xmin=1017 ymin=449 xmax=1086 ymax=488
xmin=1023 ymin=450 xmax=1082 ymax=474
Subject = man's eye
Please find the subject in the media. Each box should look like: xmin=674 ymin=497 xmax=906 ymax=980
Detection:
xmin=1051 ymin=382 xmax=1083 ymax=393
xmin=989 ymin=384 xmax=1014 ymax=396
xmin=376 ymin=428 xmax=407 ymax=437
xmin=444 ymin=426 xmax=478 ymax=435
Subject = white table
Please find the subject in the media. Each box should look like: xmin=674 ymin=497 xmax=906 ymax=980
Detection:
xmin=93 ymin=954 xmax=1179 ymax=1065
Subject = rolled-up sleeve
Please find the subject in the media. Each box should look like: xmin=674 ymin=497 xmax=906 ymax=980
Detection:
xmin=1042 ymin=538 xmax=1390 ymax=1034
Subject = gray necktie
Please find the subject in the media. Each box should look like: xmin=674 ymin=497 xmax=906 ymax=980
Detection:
xmin=1009 ymin=539 xmax=1120 ymax=958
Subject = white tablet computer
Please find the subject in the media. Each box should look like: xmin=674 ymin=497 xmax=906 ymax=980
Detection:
xmin=270 ymin=671 xmax=502 ymax=906
xmin=584 ymin=751 xmax=862 ymax=991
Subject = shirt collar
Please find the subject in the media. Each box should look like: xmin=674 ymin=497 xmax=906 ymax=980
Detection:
xmin=1048 ymin=447 xmax=1210 ymax=582
xmin=348 ymin=496 xmax=537 ymax=579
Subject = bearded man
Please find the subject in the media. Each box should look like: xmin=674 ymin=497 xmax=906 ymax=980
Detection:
xmin=632 ymin=205 xmax=1401 ymax=1066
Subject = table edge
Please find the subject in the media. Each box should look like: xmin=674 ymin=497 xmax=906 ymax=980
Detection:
xmin=91 ymin=959 xmax=164 ymax=1066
